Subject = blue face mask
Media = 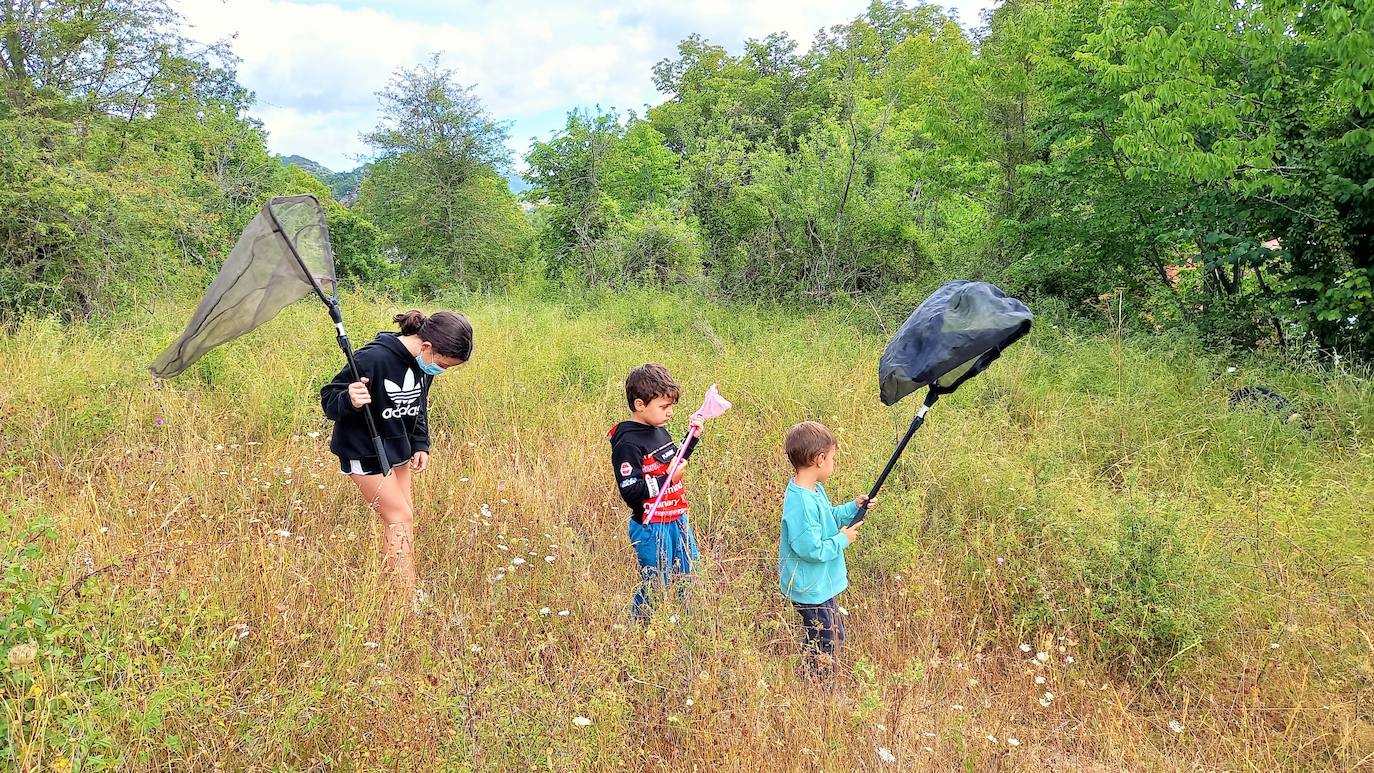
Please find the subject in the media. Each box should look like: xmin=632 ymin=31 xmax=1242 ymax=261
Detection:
xmin=416 ymin=353 xmax=445 ymax=377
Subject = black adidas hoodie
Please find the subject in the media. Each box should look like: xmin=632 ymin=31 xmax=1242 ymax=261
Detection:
xmin=320 ymin=332 xmax=431 ymax=465
xmin=608 ymin=420 xmax=700 ymax=524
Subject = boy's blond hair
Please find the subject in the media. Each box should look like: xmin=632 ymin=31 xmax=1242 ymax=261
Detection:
xmin=785 ymin=421 xmax=837 ymax=469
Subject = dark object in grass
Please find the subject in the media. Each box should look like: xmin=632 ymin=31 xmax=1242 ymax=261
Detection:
xmin=1228 ymin=385 xmax=1291 ymax=413
xmin=1228 ymin=386 xmax=1309 ymax=429
xmin=1231 ymin=384 xmax=1291 ymax=414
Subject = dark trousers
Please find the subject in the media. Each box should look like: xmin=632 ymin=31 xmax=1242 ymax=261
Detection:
xmin=792 ymin=597 xmax=845 ymax=663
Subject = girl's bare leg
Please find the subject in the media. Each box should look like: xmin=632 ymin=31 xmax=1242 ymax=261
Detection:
xmin=350 ymin=466 xmax=416 ymax=592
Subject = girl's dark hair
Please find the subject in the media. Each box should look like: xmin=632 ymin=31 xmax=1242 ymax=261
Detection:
xmin=394 ymin=310 xmax=473 ymax=361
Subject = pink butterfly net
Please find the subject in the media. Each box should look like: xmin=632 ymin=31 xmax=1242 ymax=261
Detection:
xmin=643 ymin=384 xmax=732 ymax=523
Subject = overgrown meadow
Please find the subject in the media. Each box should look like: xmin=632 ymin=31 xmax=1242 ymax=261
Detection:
xmin=1 ymin=290 xmax=1371 ymax=771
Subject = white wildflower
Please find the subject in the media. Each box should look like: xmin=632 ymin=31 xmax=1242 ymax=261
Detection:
xmin=544 ymin=555 xmax=555 ymax=563
xmin=572 ymin=716 xmax=592 ymax=727
xmin=558 ymin=609 xmax=570 ymax=617
xmin=364 ymin=641 xmax=379 ymax=649
xmin=1036 ymin=651 xmax=1049 ymax=663
xmin=511 ymin=557 xmax=526 ymax=566
xmin=306 ymin=431 xmax=320 ymax=439
xmin=7 ymin=643 xmax=37 ymax=667
xmin=1007 ymin=737 xmax=1020 ymax=747
xmin=539 ymin=607 xmax=551 ymax=615
xmin=1035 ymin=676 xmax=1046 ymax=685
xmin=1020 ymin=643 xmax=1032 ymax=653
xmin=469 ymin=644 xmax=482 ymax=654
xmin=877 ymin=747 xmax=896 ymax=764
xmin=1168 ymin=719 xmax=1185 ymax=734
xmin=986 ymin=735 xmax=998 ymax=744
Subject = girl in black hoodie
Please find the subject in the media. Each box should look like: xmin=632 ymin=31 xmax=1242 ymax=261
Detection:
xmin=320 ymin=310 xmax=472 ymax=597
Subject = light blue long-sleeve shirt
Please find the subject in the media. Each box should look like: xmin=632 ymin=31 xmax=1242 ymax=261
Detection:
xmin=778 ymin=480 xmax=860 ymax=604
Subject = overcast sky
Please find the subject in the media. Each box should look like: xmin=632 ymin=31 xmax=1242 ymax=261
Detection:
xmin=174 ymin=0 xmax=999 ymax=172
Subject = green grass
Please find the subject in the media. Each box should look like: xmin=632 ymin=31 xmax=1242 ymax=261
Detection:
xmin=0 ymin=288 xmax=1370 ymax=770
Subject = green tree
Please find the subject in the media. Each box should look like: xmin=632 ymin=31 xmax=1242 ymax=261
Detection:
xmin=0 ymin=0 xmax=287 ymax=316
xmin=357 ymin=55 xmax=530 ymax=292
xmin=524 ymin=109 xmax=625 ymax=285
xmin=989 ymin=0 xmax=1373 ymax=351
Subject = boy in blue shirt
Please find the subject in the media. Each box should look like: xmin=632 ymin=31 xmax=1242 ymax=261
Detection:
xmin=778 ymin=421 xmax=872 ymax=677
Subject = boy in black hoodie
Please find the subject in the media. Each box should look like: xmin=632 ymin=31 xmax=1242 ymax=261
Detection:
xmin=608 ymin=364 xmax=704 ymax=620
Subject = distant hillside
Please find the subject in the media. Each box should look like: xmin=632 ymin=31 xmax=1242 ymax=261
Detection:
xmin=276 ymin=155 xmax=369 ymax=203
xmin=281 ymin=155 xmax=532 ymax=201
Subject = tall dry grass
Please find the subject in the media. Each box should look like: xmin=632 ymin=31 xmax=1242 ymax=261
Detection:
xmin=0 ymin=288 xmax=1370 ymax=771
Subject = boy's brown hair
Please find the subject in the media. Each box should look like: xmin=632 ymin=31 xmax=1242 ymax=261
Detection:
xmin=785 ymin=421 xmax=837 ymax=469
xmin=625 ymin=364 xmax=681 ymax=411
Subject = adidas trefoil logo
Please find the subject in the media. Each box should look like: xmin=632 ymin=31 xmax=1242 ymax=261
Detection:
xmin=382 ymin=369 xmax=422 ymax=419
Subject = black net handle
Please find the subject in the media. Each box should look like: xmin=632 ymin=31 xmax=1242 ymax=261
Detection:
xmin=266 ymin=197 xmax=392 ymax=476
xmin=853 ymin=389 xmax=939 ymax=524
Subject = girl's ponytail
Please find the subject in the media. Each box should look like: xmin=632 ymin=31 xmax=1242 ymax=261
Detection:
xmin=393 ymin=310 xmax=426 ymax=336
xmin=394 ymin=309 xmax=473 ymax=362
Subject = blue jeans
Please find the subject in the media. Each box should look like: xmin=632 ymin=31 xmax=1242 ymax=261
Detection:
xmin=627 ymin=515 xmax=698 ymax=620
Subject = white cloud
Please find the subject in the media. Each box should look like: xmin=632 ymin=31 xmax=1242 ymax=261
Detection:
xmin=174 ymin=0 xmax=995 ymax=172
